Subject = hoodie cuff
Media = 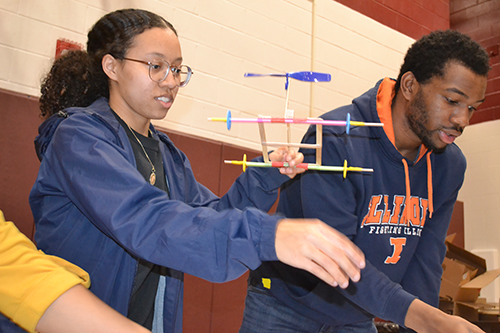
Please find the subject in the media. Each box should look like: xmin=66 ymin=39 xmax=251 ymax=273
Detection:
xmin=382 ymin=286 xmax=417 ymax=327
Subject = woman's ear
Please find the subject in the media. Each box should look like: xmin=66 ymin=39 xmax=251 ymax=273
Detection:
xmin=400 ymin=71 xmax=418 ymax=101
xmin=102 ymin=54 xmax=118 ymax=81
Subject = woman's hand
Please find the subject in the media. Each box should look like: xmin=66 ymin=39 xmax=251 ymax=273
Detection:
xmin=269 ymin=148 xmax=305 ymax=178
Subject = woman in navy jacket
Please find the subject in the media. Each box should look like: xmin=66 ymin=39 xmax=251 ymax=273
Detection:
xmin=29 ymin=9 xmax=364 ymax=332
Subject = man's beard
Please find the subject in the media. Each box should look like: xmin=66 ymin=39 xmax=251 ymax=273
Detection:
xmin=406 ymin=90 xmax=448 ymax=154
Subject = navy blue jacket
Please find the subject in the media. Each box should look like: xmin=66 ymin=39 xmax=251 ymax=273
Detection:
xmin=30 ymin=98 xmax=288 ymax=332
xmin=250 ymin=79 xmax=466 ymax=328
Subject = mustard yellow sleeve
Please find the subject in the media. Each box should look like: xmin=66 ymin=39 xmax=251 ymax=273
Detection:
xmin=0 ymin=211 xmax=90 ymax=333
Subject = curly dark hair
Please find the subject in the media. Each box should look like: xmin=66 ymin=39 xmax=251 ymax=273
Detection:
xmin=394 ymin=30 xmax=490 ymax=95
xmin=39 ymin=50 xmax=106 ymax=118
xmin=39 ymin=8 xmax=177 ymax=118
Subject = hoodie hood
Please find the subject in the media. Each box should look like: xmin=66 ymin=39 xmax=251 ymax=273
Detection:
xmin=374 ymin=78 xmax=434 ymax=219
xmin=375 ymin=78 xmax=429 ymax=162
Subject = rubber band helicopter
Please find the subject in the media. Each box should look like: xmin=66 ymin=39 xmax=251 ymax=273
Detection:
xmin=208 ymin=71 xmax=383 ymax=177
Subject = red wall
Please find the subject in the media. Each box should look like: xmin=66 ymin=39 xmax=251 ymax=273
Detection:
xmin=335 ymin=0 xmax=500 ymax=125
xmin=334 ymin=0 xmax=450 ymax=40
xmin=0 ymin=89 xmax=41 ymax=240
xmin=450 ymin=0 xmax=500 ymax=125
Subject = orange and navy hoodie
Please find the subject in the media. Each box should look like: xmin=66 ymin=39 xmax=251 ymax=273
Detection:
xmin=249 ymin=78 xmax=466 ymax=328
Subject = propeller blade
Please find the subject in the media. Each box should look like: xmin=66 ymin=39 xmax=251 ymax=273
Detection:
xmin=244 ymin=73 xmax=286 ymax=77
xmin=244 ymin=71 xmax=331 ymax=82
xmin=288 ymin=71 xmax=331 ymax=82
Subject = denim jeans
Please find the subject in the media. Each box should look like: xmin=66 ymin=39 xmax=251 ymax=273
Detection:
xmin=239 ymin=286 xmax=378 ymax=333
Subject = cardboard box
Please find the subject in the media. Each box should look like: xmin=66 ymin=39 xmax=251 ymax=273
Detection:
xmin=458 ymin=269 xmax=500 ymax=303
xmin=439 ymin=239 xmax=500 ymax=322
xmin=478 ymin=306 xmax=500 ymax=322
xmin=455 ymin=298 xmax=498 ymax=322
xmin=440 ymin=257 xmax=472 ymax=301
xmin=439 ymin=241 xmax=487 ymax=302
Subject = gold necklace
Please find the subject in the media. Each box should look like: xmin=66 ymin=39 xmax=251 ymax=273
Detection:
xmin=127 ymin=124 xmax=156 ymax=185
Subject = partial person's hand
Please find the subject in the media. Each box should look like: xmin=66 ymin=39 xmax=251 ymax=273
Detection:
xmin=274 ymin=219 xmax=365 ymax=288
xmin=269 ymin=148 xmax=305 ymax=178
xmin=405 ymin=299 xmax=485 ymax=333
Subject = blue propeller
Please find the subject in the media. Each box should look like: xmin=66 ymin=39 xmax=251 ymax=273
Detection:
xmin=245 ymin=71 xmax=331 ymax=89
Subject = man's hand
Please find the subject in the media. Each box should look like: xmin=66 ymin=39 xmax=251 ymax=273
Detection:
xmin=405 ymin=299 xmax=485 ymax=333
xmin=274 ymin=219 xmax=365 ymax=288
xmin=269 ymin=148 xmax=305 ymax=178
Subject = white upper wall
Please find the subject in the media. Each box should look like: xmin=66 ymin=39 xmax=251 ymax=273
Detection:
xmin=0 ymin=0 xmax=413 ymax=151
xmin=455 ymin=121 xmax=500 ymax=302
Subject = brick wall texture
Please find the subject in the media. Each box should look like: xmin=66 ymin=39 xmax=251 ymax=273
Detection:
xmin=334 ymin=0 xmax=450 ymax=40
xmin=451 ymin=0 xmax=500 ymax=125
xmin=335 ymin=0 xmax=499 ymax=125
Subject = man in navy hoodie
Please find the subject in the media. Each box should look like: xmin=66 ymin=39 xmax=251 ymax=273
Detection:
xmin=240 ymin=30 xmax=490 ymax=333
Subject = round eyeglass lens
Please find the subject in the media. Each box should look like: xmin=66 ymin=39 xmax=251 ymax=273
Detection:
xmin=148 ymin=60 xmax=169 ymax=82
xmin=178 ymin=65 xmax=192 ymax=87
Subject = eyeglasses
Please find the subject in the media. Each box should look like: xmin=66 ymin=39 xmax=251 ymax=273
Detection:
xmin=122 ymin=58 xmax=193 ymax=87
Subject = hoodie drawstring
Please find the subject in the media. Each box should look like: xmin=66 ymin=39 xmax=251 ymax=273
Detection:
xmin=401 ymin=155 xmax=434 ymax=224
xmin=402 ymin=159 xmax=411 ymax=224
xmin=426 ymin=154 xmax=434 ymax=219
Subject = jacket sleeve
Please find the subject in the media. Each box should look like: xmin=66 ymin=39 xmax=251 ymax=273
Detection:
xmin=33 ymin=115 xmax=281 ymax=282
xmin=0 ymin=211 xmax=90 ymax=333
xmin=219 ymin=156 xmax=290 ymax=212
xmin=169 ymin=142 xmax=289 ymax=214
xmin=168 ymin=150 xmax=288 ymax=263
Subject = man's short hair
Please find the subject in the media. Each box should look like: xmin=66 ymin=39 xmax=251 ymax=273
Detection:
xmin=394 ymin=30 xmax=490 ymax=94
